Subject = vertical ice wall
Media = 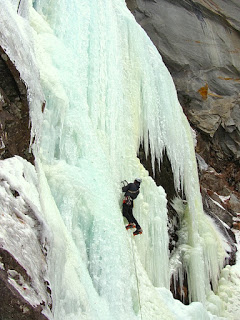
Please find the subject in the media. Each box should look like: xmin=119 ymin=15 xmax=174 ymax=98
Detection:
xmin=31 ymin=0 xmax=227 ymax=317
xmin=29 ymin=1 xmax=172 ymax=318
xmin=1 ymin=0 xmax=229 ymax=319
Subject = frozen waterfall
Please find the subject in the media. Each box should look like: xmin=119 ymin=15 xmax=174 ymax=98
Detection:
xmin=1 ymin=0 xmax=232 ymax=319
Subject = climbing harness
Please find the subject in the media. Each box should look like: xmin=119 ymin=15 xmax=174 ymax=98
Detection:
xmin=123 ymin=195 xmax=132 ymax=206
xmin=130 ymin=236 xmax=143 ymax=320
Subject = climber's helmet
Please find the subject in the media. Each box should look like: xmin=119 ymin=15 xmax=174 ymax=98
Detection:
xmin=135 ymin=178 xmax=142 ymax=184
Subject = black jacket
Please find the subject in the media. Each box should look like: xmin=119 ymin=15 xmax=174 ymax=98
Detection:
xmin=122 ymin=182 xmax=140 ymax=200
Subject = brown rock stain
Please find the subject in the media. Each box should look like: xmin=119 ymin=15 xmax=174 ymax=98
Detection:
xmin=233 ymin=222 xmax=240 ymax=230
xmin=218 ymin=76 xmax=240 ymax=82
xmin=198 ymin=83 xmax=208 ymax=100
xmin=208 ymin=92 xmax=222 ymax=98
xmin=229 ymin=49 xmax=240 ymax=54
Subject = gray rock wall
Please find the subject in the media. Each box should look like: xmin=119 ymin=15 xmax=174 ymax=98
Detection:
xmin=0 ymin=157 xmax=52 ymax=320
xmin=126 ymin=0 xmax=240 ymax=164
xmin=128 ymin=0 xmax=240 ymax=303
xmin=126 ymin=0 xmax=240 ymax=205
xmin=0 ymin=46 xmax=34 ymax=163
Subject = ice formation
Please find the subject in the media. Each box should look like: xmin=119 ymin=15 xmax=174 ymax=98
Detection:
xmin=1 ymin=0 xmax=240 ymax=319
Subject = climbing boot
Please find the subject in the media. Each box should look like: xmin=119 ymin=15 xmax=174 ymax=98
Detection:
xmin=133 ymin=228 xmax=143 ymax=236
xmin=126 ymin=223 xmax=136 ymax=230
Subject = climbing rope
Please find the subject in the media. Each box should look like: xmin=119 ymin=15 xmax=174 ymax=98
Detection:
xmin=17 ymin=0 xmax=22 ymax=13
xmin=130 ymin=236 xmax=143 ymax=320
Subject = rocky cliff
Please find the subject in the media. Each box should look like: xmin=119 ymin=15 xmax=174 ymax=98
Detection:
xmin=0 ymin=47 xmax=34 ymax=163
xmin=127 ymin=1 xmax=239 ymax=178
xmin=0 ymin=16 xmax=50 ymax=320
xmin=127 ymin=0 xmax=240 ymax=302
xmin=127 ymin=0 xmax=240 ymax=216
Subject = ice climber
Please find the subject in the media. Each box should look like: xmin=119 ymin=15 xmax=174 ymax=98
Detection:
xmin=122 ymin=178 xmax=143 ymax=236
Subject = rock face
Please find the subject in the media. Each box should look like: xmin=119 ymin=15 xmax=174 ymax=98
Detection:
xmin=0 ymin=30 xmax=51 ymax=317
xmin=0 ymin=249 xmax=50 ymax=320
xmin=0 ymin=157 xmax=52 ymax=320
xmin=130 ymin=0 xmax=240 ymax=304
xmin=126 ymin=0 xmax=240 ymax=195
xmin=0 ymin=46 xmax=34 ymax=163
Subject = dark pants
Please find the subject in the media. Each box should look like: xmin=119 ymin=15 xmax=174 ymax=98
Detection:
xmin=122 ymin=202 xmax=141 ymax=229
